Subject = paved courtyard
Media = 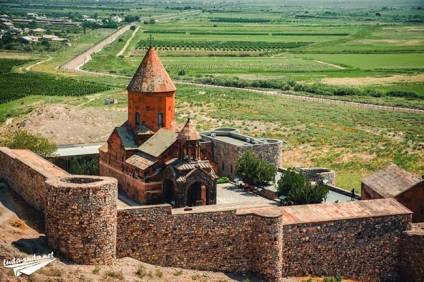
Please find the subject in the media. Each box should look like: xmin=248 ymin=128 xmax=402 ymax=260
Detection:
xmin=217 ymin=183 xmax=277 ymax=205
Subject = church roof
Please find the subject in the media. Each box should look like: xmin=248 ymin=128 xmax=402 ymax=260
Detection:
xmin=362 ymin=163 xmax=422 ymax=198
xmin=135 ymin=123 xmax=154 ymax=135
xmin=127 ymin=46 xmax=176 ymax=93
xmin=116 ymin=126 xmax=138 ymax=150
xmin=125 ymin=152 xmax=157 ymax=171
xmin=178 ymin=118 xmax=201 ymax=141
xmin=138 ymin=128 xmax=178 ymax=158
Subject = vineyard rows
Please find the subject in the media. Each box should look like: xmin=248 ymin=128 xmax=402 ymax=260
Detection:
xmin=136 ymin=40 xmax=309 ymax=52
xmin=144 ymin=30 xmax=350 ymax=37
xmin=0 ymin=59 xmax=110 ymax=104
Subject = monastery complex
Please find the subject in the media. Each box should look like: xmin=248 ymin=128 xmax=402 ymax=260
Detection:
xmin=0 ymin=46 xmax=423 ymax=282
xmin=99 ymin=45 xmax=281 ymax=208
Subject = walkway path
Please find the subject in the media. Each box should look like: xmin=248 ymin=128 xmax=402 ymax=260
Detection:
xmin=58 ymin=25 xmax=131 ymax=73
xmin=116 ymin=26 xmax=140 ymax=57
xmin=25 ymin=55 xmax=52 ymax=71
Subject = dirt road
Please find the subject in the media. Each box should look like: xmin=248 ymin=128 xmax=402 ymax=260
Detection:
xmin=58 ymin=25 xmax=131 ymax=73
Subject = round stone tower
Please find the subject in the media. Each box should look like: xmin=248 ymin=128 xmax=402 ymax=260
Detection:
xmin=45 ymin=176 xmax=117 ymax=265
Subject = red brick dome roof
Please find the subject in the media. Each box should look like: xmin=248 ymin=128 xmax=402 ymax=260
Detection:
xmin=178 ymin=118 xmax=201 ymax=141
xmin=127 ymin=46 xmax=176 ymax=93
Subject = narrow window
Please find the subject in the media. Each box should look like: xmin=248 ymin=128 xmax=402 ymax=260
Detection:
xmin=222 ymin=162 xmax=225 ymax=171
xmin=158 ymin=112 xmax=163 ymax=127
xmin=230 ymin=165 xmax=233 ymax=174
xmin=135 ymin=112 xmax=140 ymax=126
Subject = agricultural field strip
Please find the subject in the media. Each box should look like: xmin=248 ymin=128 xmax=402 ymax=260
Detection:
xmin=177 ymin=82 xmax=424 ymax=114
xmin=24 ymin=56 xmax=52 ymax=71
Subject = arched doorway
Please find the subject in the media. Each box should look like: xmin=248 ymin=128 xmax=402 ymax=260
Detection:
xmin=186 ymin=181 xmax=207 ymax=207
xmin=163 ymin=179 xmax=175 ymax=205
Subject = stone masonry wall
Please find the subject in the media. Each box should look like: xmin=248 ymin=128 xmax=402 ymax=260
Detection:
xmin=396 ymin=181 xmax=424 ymax=223
xmin=282 ymin=214 xmax=411 ymax=281
xmin=117 ymin=205 xmax=283 ymax=282
xmin=0 ymin=147 xmax=69 ymax=211
xmin=299 ymin=168 xmax=336 ymax=186
xmin=400 ymin=224 xmax=424 ymax=282
xmin=202 ymin=135 xmax=282 ymax=179
xmin=250 ymin=211 xmax=284 ymax=280
xmin=45 ymin=176 xmax=117 ymax=265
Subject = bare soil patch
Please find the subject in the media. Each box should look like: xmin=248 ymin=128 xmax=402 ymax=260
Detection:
xmin=0 ymin=53 xmax=33 ymax=60
xmin=321 ymin=73 xmax=424 ymax=86
xmin=4 ymin=104 xmax=127 ymax=145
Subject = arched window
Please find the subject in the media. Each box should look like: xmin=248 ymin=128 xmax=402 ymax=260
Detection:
xmin=135 ymin=112 xmax=140 ymax=126
xmin=158 ymin=112 xmax=163 ymax=127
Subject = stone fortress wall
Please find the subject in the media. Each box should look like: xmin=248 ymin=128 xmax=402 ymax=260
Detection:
xmin=0 ymin=147 xmax=423 ymax=282
xmin=201 ymin=128 xmax=283 ymax=179
xmin=45 ymin=176 xmax=117 ymax=265
xmin=0 ymin=148 xmax=118 ymax=265
xmin=116 ymin=205 xmax=283 ymax=281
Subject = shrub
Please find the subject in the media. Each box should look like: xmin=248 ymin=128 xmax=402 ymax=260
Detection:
xmin=0 ymin=129 xmax=57 ymax=157
xmin=104 ymin=270 xmax=124 ymax=279
xmin=277 ymin=168 xmax=329 ymax=204
xmin=155 ymin=267 xmax=163 ymax=278
xmin=235 ymin=150 xmax=277 ymax=187
xmin=217 ymin=177 xmax=230 ymax=184
xmin=386 ymin=90 xmax=421 ymax=99
xmin=173 ymin=269 xmax=183 ymax=276
xmin=136 ymin=265 xmax=147 ymax=278
xmin=92 ymin=266 xmax=101 ymax=274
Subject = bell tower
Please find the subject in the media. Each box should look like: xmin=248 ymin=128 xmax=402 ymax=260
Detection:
xmin=127 ymin=46 xmax=176 ymax=133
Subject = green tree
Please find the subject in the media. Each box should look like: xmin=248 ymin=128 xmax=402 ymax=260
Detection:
xmin=235 ymin=150 xmax=276 ymax=187
xmin=69 ymin=156 xmax=99 ymax=175
xmin=277 ymin=168 xmax=329 ymax=204
xmin=0 ymin=130 xmax=57 ymax=157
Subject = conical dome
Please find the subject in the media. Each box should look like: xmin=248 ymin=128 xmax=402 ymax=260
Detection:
xmin=127 ymin=46 xmax=176 ymax=93
xmin=178 ymin=118 xmax=201 ymax=141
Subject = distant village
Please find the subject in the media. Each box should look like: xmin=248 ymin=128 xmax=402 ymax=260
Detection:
xmin=0 ymin=12 xmax=127 ymax=50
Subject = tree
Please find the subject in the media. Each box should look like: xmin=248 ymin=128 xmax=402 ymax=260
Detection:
xmin=69 ymin=156 xmax=99 ymax=175
xmin=235 ymin=150 xmax=277 ymax=187
xmin=0 ymin=129 xmax=57 ymax=157
xmin=277 ymin=168 xmax=329 ymax=205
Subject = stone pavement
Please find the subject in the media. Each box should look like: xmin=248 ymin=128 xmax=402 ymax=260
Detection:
xmin=217 ymin=183 xmax=277 ymax=205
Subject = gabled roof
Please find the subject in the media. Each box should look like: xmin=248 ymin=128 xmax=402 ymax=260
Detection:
xmin=135 ymin=123 xmax=154 ymax=135
xmin=125 ymin=151 xmax=157 ymax=171
xmin=178 ymin=118 xmax=201 ymax=141
xmin=138 ymin=128 xmax=178 ymax=158
xmin=115 ymin=127 xmax=138 ymax=150
xmin=127 ymin=46 xmax=176 ymax=93
xmin=362 ymin=163 xmax=422 ymax=198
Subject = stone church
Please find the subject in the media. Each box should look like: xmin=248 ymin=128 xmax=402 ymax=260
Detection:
xmin=99 ymin=46 xmax=217 ymax=207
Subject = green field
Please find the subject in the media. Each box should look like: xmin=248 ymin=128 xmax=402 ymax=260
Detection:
xmin=80 ymin=1 xmax=424 ymax=106
xmin=174 ymin=84 xmax=424 ymax=189
xmin=298 ymin=54 xmax=424 ymax=69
